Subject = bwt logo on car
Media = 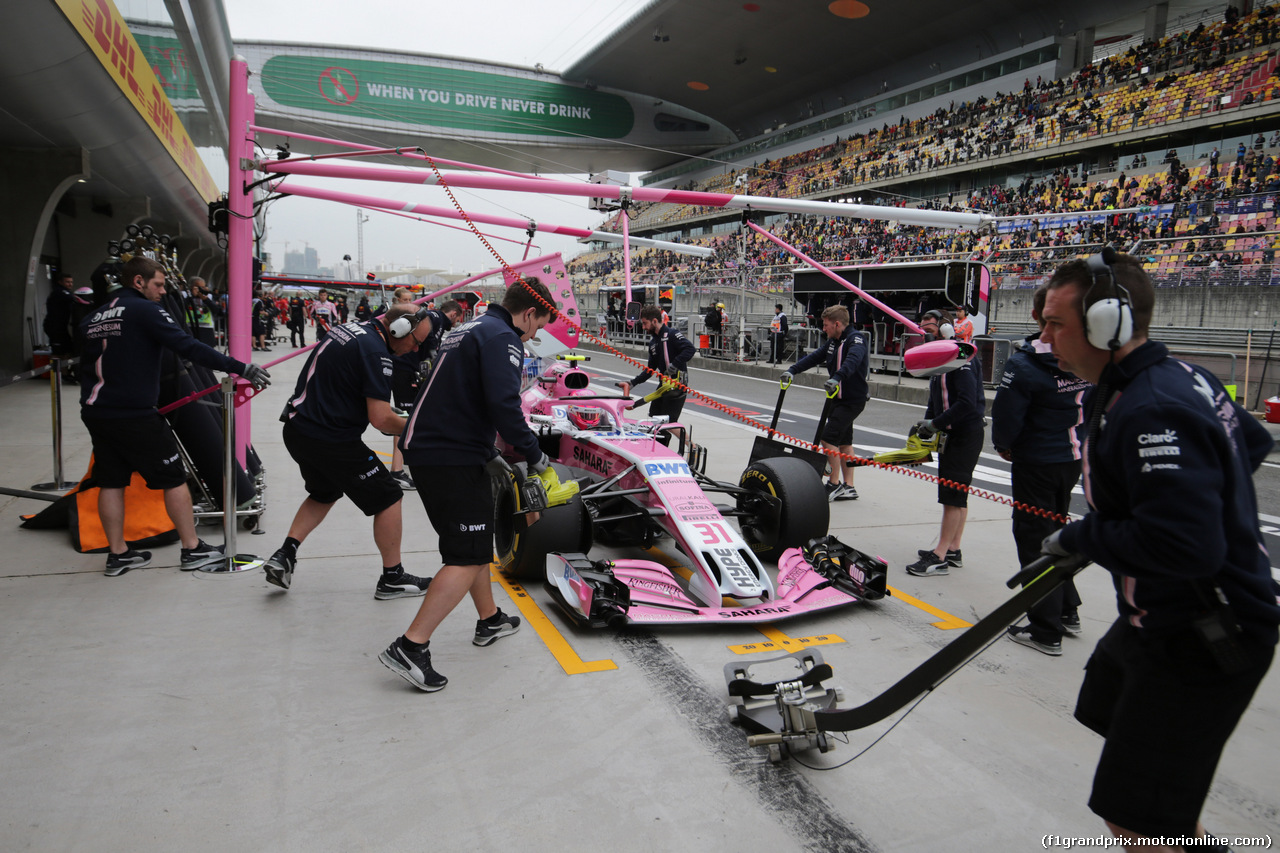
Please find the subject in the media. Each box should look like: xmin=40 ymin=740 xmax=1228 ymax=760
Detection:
xmin=644 ymin=461 xmax=691 ymax=478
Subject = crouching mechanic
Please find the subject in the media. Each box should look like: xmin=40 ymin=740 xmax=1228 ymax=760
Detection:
xmin=1039 ymin=253 xmax=1278 ymax=849
xmin=380 ymin=279 xmax=570 ymax=692
xmin=619 ymin=304 xmax=696 ymax=436
xmin=263 ymin=303 xmax=432 ymax=600
xmin=906 ymin=309 xmax=985 ymax=576
xmin=781 ymin=304 xmax=868 ymax=501
xmin=79 ymin=256 xmax=271 ymax=575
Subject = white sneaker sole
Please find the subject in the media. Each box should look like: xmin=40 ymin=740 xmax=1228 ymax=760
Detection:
xmin=379 ymin=650 xmax=446 ymax=692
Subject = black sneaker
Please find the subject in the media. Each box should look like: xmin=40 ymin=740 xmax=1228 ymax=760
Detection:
xmin=104 ymin=549 xmax=151 ymax=576
xmin=1060 ymin=614 xmax=1082 ymax=636
xmin=375 ymin=570 xmax=431 ymax=600
xmin=833 ymin=484 xmax=859 ymax=501
xmin=1007 ymin=625 xmax=1062 ymax=656
xmin=391 ymin=470 xmax=416 ymax=491
xmin=824 ymin=481 xmax=842 ymax=502
xmin=379 ymin=637 xmax=447 ymax=691
xmin=180 ymin=539 xmax=225 ymax=571
xmin=917 ymin=547 xmax=962 ymax=568
xmin=906 ymin=553 xmax=949 ymax=577
xmin=264 ymin=548 xmax=295 ymax=590
xmin=473 ymin=609 xmax=521 ymax=646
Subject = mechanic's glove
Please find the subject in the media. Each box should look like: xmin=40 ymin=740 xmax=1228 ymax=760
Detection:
xmin=1041 ymin=528 xmax=1071 ymax=558
xmin=823 ymin=378 xmax=840 ymax=397
xmin=780 ymin=371 xmax=794 ymax=386
xmin=485 ymin=455 xmax=514 ymax=478
xmin=914 ymin=419 xmax=937 ymax=441
xmin=665 ymin=364 xmax=680 ymax=378
xmin=242 ymin=363 xmax=271 ymax=389
xmin=534 ymin=463 xmax=580 ymax=507
xmin=529 ymin=454 xmax=549 ymax=475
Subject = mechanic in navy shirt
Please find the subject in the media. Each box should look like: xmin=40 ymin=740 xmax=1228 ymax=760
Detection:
xmin=906 ymin=309 xmax=986 ymax=577
xmin=386 ymin=291 xmax=463 ymax=491
xmin=994 ymin=284 xmax=1090 ymax=655
xmin=1039 ymin=253 xmax=1277 ymax=847
xmin=262 ymin=302 xmax=432 ymax=601
xmin=78 ymin=256 xmax=270 ymax=576
xmin=620 ymin=304 xmax=696 ymax=432
xmin=783 ymin=304 xmax=869 ymax=501
xmin=380 ymin=279 xmax=556 ymax=692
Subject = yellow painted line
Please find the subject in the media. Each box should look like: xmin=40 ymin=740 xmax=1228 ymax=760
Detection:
xmin=886 ymin=585 xmax=972 ymax=630
xmin=728 ymin=625 xmax=845 ymax=655
xmin=490 ymin=565 xmax=617 ymax=675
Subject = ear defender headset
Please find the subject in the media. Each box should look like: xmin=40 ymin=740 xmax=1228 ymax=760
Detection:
xmin=921 ymin=309 xmax=955 ymax=340
xmin=388 ymin=305 xmax=430 ymax=339
xmin=1082 ymin=245 xmax=1134 ymax=351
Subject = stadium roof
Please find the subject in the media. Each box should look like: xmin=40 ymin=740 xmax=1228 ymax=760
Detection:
xmin=563 ymin=0 xmax=1211 ymax=138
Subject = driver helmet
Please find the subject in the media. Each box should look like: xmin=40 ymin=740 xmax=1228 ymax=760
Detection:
xmin=566 ymin=405 xmax=612 ymax=431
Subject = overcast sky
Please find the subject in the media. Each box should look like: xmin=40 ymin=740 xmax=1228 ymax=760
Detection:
xmin=213 ymin=0 xmax=655 ymax=277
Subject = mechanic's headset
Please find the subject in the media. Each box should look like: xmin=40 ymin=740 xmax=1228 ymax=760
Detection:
xmin=1082 ymin=246 xmax=1134 ymax=351
xmin=921 ymin=310 xmax=954 ymax=340
xmin=387 ymin=306 xmax=430 ymax=339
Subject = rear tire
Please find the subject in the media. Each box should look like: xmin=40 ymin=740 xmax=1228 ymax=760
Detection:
xmin=493 ymin=463 xmax=593 ymax=579
xmin=737 ymin=456 xmax=829 ymax=562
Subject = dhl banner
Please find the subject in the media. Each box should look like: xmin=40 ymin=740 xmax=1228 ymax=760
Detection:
xmin=55 ymin=0 xmax=219 ymax=204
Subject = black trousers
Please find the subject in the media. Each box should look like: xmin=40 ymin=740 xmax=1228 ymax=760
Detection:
xmin=770 ymin=332 xmax=786 ymax=362
xmin=1011 ymin=459 xmax=1082 ymax=641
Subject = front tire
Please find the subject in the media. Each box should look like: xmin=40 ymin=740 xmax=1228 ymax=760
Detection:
xmin=737 ymin=456 xmax=829 ymax=562
xmin=493 ymin=463 xmax=593 ymax=579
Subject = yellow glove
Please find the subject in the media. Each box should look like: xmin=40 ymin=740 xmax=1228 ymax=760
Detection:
xmin=535 ymin=465 xmax=580 ymax=507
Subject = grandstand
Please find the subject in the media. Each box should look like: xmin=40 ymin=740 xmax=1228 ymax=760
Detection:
xmin=570 ymin=2 xmax=1280 ymax=379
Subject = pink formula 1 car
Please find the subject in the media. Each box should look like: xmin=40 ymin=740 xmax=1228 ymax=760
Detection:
xmin=492 ymin=356 xmax=887 ymax=628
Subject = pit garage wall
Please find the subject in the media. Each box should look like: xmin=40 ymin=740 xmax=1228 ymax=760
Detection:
xmin=990 ymin=277 xmax=1280 ymax=330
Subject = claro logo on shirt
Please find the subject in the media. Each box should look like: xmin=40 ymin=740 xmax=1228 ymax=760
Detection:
xmin=1137 ymin=430 xmax=1177 ymax=444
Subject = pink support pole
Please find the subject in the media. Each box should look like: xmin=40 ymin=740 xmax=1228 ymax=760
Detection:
xmin=746 ymin=221 xmax=925 ymax=335
xmin=365 ymin=205 xmax=536 ymax=248
xmin=228 ymin=58 xmax=256 ymax=464
xmin=248 ymin=124 xmax=551 ymax=180
xmin=273 ymin=180 xmax=709 ymax=256
xmin=259 ymin=159 xmax=988 ymax=229
xmin=621 ymin=206 xmax=633 ymax=309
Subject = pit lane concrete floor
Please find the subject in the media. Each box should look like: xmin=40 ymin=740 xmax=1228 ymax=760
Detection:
xmin=1 ymin=356 xmax=1277 ymax=853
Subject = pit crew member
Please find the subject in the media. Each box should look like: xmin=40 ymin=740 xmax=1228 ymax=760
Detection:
xmin=906 ymin=309 xmax=985 ymax=575
xmin=994 ymin=284 xmax=1089 ymax=655
xmin=782 ymin=304 xmax=868 ymax=501
xmin=1039 ymin=253 xmax=1278 ymax=848
xmin=619 ymin=304 xmax=697 ymax=430
xmin=79 ymin=256 xmax=270 ymax=576
xmin=263 ymin=303 xmax=432 ymax=600
xmin=380 ymin=279 xmax=559 ymax=692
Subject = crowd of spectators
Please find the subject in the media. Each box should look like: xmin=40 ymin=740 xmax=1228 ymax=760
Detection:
xmin=570 ymin=4 xmax=1280 ymax=292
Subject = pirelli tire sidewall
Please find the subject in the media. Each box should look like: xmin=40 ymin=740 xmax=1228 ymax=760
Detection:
xmin=493 ymin=462 xmax=593 ymax=579
xmin=737 ymin=456 xmax=830 ymax=562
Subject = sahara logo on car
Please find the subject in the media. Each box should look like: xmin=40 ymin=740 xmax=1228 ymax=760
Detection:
xmin=571 ymin=445 xmax=611 ymax=476
xmin=718 ymin=606 xmax=792 ymax=619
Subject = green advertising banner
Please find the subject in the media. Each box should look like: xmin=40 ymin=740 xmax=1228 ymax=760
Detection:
xmin=133 ymin=33 xmax=202 ymax=102
xmin=260 ymin=55 xmax=635 ymax=139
